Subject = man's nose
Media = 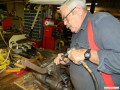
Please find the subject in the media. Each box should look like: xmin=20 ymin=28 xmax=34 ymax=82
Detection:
xmin=63 ymin=19 xmax=67 ymax=25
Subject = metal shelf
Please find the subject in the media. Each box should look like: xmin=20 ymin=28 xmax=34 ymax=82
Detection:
xmin=24 ymin=10 xmax=44 ymax=41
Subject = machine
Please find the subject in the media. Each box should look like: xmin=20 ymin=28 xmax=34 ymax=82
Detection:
xmin=0 ymin=34 xmax=73 ymax=90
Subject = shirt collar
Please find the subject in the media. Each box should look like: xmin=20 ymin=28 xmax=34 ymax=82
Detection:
xmin=79 ymin=12 xmax=92 ymax=31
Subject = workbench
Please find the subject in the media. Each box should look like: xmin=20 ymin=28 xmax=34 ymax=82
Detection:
xmin=0 ymin=71 xmax=38 ymax=90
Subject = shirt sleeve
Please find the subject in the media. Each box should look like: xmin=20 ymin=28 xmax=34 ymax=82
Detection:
xmin=93 ymin=12 xmax=120 ymax=74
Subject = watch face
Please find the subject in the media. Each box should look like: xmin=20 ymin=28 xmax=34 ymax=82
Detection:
xmin=84 ymin=49 xmax=91 ymax=59
xmin=85 ymin=53 xmax=90 ymax=58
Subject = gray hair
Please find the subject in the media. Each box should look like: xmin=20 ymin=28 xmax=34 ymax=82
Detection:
xmin=61 ymin=0 xmax=87 ymax=11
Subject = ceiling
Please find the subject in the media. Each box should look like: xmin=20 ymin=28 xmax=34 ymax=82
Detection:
xmin=87 ymin=0 xmax=120 ymax=18
xmin=88 ymin=0 xmax=120 ymax=9
xmin=28 ymin=0 xmax=120 ymax=18
xmin=0 ymin=0 xmax=120 ymax=18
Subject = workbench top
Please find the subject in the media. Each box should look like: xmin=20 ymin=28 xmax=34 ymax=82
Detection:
xmin=0 ymin=71 xmax=38 ymax=90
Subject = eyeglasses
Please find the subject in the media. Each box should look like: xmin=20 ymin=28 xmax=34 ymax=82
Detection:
xmin=62 ymin=7 xmax=76 ymax=21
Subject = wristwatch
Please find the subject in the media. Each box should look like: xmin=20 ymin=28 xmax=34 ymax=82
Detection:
xmin=84 ymin=49 xmax=91 ymax=60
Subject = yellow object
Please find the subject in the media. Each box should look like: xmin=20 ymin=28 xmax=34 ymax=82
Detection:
xmin=6 ymin=68 xmax=21 ymax=72
xmin=13 ymin=54 xmax=22 ymax=58
xmin=81 ymin=61 xmax=92 ymax=73
xmin=0 ymin=26 xmax=3 ymax=30
xmin=0 ymin=54 xmax=10 ymax=70
xmin=13 ymin=54 xmax=27 ymax=69
xmin=0 ymin=30 xmax=8 ymax=47
xmin=14 ymin=63 xmax=26 ymax=69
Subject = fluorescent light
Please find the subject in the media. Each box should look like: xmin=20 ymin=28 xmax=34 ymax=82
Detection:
xmin=29 ymin=0 xmax=98 ymax=6
xmin=86 ymin=3 xmax=98 ymax=6
xmin=29 ymin=0 xmax=66 ymax=5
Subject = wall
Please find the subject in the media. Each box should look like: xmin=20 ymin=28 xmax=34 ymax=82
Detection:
xmin=7 ymin=2 xmax=25 ymax=20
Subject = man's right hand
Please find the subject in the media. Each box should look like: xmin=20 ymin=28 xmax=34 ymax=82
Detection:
xmin=54 ymin=53 xmax=70 ymax=65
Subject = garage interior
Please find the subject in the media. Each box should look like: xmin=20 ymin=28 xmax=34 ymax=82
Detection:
xmin=0 ymin=0 xmax=120 ymax=90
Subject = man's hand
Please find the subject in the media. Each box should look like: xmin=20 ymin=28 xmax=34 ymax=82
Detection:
xmin=68 ymin=49 xmax=86 ymax=64
xmin=68 ymin=49 xmax=99 ymax=65
xmin=54 ymin=53 xmax=70 ymax=65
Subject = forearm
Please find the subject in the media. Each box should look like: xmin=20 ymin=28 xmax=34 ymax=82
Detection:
xmin=97 ymin=50 xmax=120 ymax=73
xmin=68 ymin=49 xmax=99 ymax=65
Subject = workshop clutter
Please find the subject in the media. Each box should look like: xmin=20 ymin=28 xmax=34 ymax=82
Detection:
xmin=32 ymin=49 xmax=73 ymax=90
xmin=0 ymin=49 xmax=10 ymax=72
xmin=0 ymin=4 xmax=74 ymax=90
xmin=24 ymin=6 xmax=44 ymax=47
xmin=43 ymin=18 xmax=56 ymax=50
xmin=2 ymin=17 xmax=23 ymax=32
xmin=0 ymin=38 xmax=38 ymax=74
xmin=2 ymin=17 xmax=12 ymax=31
xmin=0 ymin=45 xmax=74 ymax=89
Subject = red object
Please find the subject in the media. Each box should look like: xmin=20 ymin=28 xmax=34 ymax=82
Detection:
xmin=32 ymin=41 xmax=43 ymax=48
xmin=14 ymin=68 xmax=30 ymax=77
xmin=2 ymin=17 xmax=12 ymax=30
xmin=43 ymin=18 xmax=56 ymax=50
xmin=87 ymin=18 xmax=115 ymax=89
xmin=44 ymin=26 xmax=54 ymax=38
xmin=43 ymin=18 xmax=55 ymax=26
xmin=43 ymin=37 xmax=55 ymax=50
xmin=43 ymin=26 xmax=55 ymax=50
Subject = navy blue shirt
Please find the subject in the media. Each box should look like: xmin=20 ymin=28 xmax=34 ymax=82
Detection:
xmin=70 ymin=12 xmax=120 ymax=90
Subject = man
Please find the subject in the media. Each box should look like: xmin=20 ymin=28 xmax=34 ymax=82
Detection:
xmin=54 ymin=0 xmax=120 ymax=90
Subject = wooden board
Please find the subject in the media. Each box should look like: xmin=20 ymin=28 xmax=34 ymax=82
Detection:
xmin=14 ymin=72 xmax=39 ymax=90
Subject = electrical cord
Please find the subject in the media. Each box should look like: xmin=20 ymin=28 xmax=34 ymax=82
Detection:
xmin=0 ymin=29 xmax=13 ymax=59
xmin=0 ymin=30 xmax=8 ymax=47
xmin=0 ymin=49 xmax=11 ymax=65
xmin=0 ymin=29 xmax=20 ymax=73
xmin=0 ymin=30 xmax=11 ymax=73
xmin=62 ymin=49 xmax=99 ymax=90
xmin=0 ymin=67 xmax=6 ymax=73
xmin=0 ymin=38 xmax=14 ymax=73
xmin=78 ymin=61 xmax=99 ymax=90
xmin=0 ymin=48 xmax=11 ymax=73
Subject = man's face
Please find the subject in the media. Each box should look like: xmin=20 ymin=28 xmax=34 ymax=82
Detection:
xmin=60 ymin=5 xmax=82 ymax=33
